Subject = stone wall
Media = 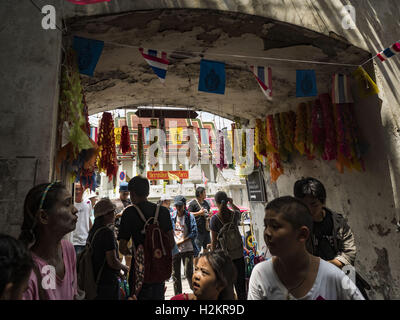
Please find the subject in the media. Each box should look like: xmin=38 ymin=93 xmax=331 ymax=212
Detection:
xmin=1 ymin=0 xmax=400 ymax=298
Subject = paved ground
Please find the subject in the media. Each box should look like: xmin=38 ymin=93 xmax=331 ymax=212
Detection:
xmin=165 ymin=264 xmax=193 ymax=300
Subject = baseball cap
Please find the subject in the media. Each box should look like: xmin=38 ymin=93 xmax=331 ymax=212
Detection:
xmin=94 ymin=198 xmax=116 ymax=218
xmin=119 ymin=182 xmax=129 ymax=192
xmin=174 ymin=195 xmax=187 ymax=206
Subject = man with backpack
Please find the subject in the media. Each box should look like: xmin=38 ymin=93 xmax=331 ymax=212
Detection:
xmin=118 ymin=176 xmax=174 ymax=300
xmin=209 ymin=191 xmax=246 ymax=300
xmin=171 ymin=195 xmax=199 ymax=296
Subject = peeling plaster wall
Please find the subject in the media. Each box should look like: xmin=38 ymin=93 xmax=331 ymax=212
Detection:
xmin=0 ymin=0 xmax=62 ymax=238
xmin=1 ymin=0 xmax=400 ymax=298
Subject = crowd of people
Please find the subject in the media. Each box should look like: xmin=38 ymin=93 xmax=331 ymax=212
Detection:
xmin=0 ymin=176 xmax=368 ymax=300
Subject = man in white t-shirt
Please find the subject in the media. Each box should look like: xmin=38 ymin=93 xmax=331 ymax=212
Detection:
xmin=247 ymin=196 xmax=364 ymax=300
xmin=72 ymin=183 xmax=93 ymax=256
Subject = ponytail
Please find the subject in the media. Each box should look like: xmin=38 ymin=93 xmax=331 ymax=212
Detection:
xmin=215 ymin=191 xmax=232 ymax=223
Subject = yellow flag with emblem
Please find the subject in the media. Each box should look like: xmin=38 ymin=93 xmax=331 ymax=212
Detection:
xmin=170 ymin=127 xmax=183 ymax=144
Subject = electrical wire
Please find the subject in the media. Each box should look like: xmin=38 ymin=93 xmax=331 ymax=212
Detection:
xmin=103 ymin=40 xmax=362 ymax=67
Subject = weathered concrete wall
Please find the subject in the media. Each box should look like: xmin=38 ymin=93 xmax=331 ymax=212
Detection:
xmin=0 ymin=0 xmax=62 ymax=237
xmin=1 ymin=0 xmax=400 ymax=298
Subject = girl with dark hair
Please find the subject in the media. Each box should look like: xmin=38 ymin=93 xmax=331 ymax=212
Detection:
xmin=0 ymin=234 xmax=33 ymax=300
xmin=171 ymin=250 xmax=237 ymax=300
xmin=209 ymin=191 xmax=246 ymax=300
xmin=19 ymin=182 xmax=79 ymax=300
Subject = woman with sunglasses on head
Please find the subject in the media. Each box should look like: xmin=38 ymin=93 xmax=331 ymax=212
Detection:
xmin=19 ymin=182 xmax=80 ymax=300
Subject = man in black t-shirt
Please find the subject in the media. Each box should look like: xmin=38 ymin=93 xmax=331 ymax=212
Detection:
xmin=118 ymin=176 xmax=174 ymax=300
xmin=188 ymin=186 xmax=211 ymax=256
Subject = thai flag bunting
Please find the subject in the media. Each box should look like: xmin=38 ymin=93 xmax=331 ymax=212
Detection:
xmin=250 ymin=66 xmax=272 ymax=100
xmin=139 ymin=48 xmax=169 ymax=83
xmin=90 ymin=127 xmax=98 ymax=143
xmin=377 ymin=41 xmax=400 ymax=61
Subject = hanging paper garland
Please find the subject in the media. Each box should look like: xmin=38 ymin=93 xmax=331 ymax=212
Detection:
xmin=311 ymin=98 xmax=325 ymax=157
xmin=274 ymin=114 xmax=289 ymax=162
xmin=319 ymin=93 xmax=337 ymax=161
xmin=280 ymin=112 xmax=293 ymax=154
xmin=304 ymin=101 xmax=315 ymax=159
xmin=97 ymin=112 xmax=118 ymax=181
xmin=231 ymin=123 xmax=236 ymax=165
xmin=223 ymin=128 xmax=233 ymax=168
xmin=216 ymin=130 xmax=228 ymax=170
xmin=254 ymin=119 xmax=263 ymax=162
xmin=346 ymin=103 xmax=366 ymax=171
xmin=294 ymin=103 xmax=307 ymax=155
xmin=120 ymin=125 xmax=132 ymax=155
xmin=265 ymin=115 xmax=283 ymax=181
xmin=333 ymin=103 xmax=350 ymax=173
xmin=266 ymin=115 xmax=278 ymax=153
xmin=137 ymin=123 xmax=145 ymax=173
xmin=186 ymin=125 xmax=199 ymax=166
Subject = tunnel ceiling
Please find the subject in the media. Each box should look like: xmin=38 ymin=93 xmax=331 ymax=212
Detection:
xmin=67 ymin=9 xmax=370 ymax=121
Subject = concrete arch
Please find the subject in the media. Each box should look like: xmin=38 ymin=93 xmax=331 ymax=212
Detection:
xmin=67 ymin=7 xmax=370 ymax=121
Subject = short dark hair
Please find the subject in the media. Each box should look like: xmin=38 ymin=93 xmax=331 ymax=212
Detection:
xmin=128 ymin=176 xmax=149 ymax=197
xmin=265 ymin=196 xmax=313 ymax=232
xmin=195 ymin=186 xmax=206 ymax=198
xmin=293 ymin=177 xmax=326 ymax=204
xmin=0 ymin=234 xmax=33 ymax=297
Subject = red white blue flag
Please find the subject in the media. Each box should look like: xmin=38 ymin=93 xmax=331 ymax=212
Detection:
xmin=377 ymin=41 xmax=400 ymax=62
xmin=250 ymin=66 xmax=272 ymax=100
xmin=139 ymin=48 xmax=169 ymax=83
xmin=67 ymin=0 xmax=110 ymax=4
xmin=332 ymin=74 xmax=353 ymax=104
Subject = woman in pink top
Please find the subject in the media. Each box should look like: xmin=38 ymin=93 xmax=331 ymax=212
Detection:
xmin=19 ymin=182 xmax=79 ymax=300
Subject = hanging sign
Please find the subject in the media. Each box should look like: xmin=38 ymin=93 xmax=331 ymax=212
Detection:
xmin=245 ymin=167 xmax=267 ymax=202
xmin=119 ymin=171 xmax=126 ymax=182
xmin=147 ymin=171 xmax=189 ymax=180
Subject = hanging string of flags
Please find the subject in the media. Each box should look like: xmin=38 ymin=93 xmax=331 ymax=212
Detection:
xmin=71 ymin=35 xmax=400 ymax=105
xmin=139 ymin=48 xmax=170 ymax=83
xmin=376 ymin=41 xmax=400 ymax=62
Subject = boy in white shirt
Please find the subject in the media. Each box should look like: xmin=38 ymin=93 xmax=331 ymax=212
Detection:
xmin=248 ymin=196 xmax=364 ymax=300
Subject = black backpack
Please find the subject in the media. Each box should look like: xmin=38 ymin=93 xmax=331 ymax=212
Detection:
xmin=77 ymin=226 xmax=108 ymax=300
xmin=216 ymin=212 xmax=244 ymax=260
